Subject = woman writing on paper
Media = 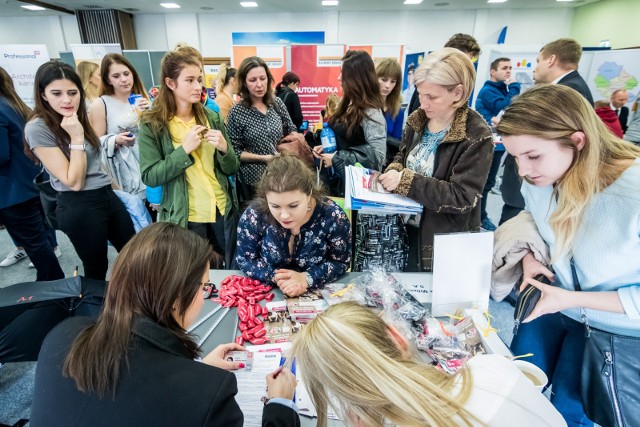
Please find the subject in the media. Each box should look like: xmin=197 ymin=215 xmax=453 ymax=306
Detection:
xmin=290 ymin=301 xmax=566 ymax=427
xmin=378 ymin=48 xmax=493 ymax=272
xmin=236 ymin=155 xmax=351 ymax=297
xmin=138 ymin=50 xmax=240 ymax=268
xmin=313 ymin=50 xmax=386 ymax=197
xmin=31 ymin=223 xmax=299 ymax=426
xmin=496 ymin=84 xmax=640 ymax=427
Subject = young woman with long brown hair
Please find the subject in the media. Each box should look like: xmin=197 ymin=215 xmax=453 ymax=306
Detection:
xmin=31 ymin=223 xmax=298 ymax=426
xmin=24 ymin=60 xmax=135 ymax=280
xmin=313 ymin=50 xmax=387 ymax=196
xmin=138 ymin=50 xmax=240 ymax=268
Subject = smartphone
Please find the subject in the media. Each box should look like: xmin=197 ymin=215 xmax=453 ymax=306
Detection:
xmin=299 ymin=121 xmax=309 ymax=132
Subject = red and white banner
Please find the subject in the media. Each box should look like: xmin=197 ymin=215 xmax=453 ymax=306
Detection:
xmin=291 ymin=44 xmax=346 ymax=126
xmin=232 ymin=45 xmax=287 ymax=89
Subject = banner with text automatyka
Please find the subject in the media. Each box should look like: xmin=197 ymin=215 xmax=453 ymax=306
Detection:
xmin=291 ymin=44 xmax=346 ymax=126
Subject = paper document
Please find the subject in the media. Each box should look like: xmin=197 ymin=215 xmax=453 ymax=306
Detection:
xmin=344 ymin=166 xmax=423 ymax=214
xmin=233 ymin=350 xmax=282 ymax=427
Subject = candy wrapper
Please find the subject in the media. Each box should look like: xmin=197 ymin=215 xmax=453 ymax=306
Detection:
xmin=319 ymin=282 xmax=366 ymax=306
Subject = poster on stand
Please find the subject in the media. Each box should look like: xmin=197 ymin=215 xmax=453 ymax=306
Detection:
xmin=291 ymin=44 xmax=346 ymax=127
xmin=402 ymin=52 xmax=424 ymax=105
xmin=0 ymin=44 xmax=50 ymax=107
xmin=232 ymin=46 xmax=287 ymax=87
xmin=70 ymin=43 xmax=122 ymax=66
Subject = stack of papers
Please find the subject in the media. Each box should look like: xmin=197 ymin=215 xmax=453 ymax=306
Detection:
xmin=344 ymin=166 xmax=423 ymax=214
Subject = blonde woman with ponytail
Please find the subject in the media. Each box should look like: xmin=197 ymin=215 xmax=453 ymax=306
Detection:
xmin=497 ymin=84 xmax=640 ymax=427
xmin=292 ymin=301 xmax=565 ymax=427
xmin=215 ymin=64 xmax=237 ymax=123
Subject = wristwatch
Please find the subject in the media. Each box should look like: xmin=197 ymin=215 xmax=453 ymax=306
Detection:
xmin=69 ymin=143 xmax=86 ymax=151
xmin=304 ymin=272 xmax=314 ymax=288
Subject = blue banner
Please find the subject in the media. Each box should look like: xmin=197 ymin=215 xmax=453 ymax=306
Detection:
xmin=232 ymin=32 xmax=325 ymax=45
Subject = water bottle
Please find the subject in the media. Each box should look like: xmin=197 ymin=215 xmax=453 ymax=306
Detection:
xmin=320 ymin=123 xmax=337 ymax=154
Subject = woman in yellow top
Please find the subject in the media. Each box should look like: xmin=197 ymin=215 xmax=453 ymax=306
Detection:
xmin=216 ymin=64 xmax=237 ymax=123
xmin=138 ymin=50 xmax=240 ymax=268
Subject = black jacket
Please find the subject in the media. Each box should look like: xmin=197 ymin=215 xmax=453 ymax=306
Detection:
xmin=31 ymin=316 xmax=300 ymax=427
xmin=619 ymin=105 xmax=629 ymax=133
xmin=276 ymin=87 xmax=303 ymax=130
xmin=557 ymin=70 xmax=594 ymax=106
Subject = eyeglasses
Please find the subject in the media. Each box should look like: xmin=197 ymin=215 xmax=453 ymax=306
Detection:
xmin=203 ymin=282 xmax=218 ymax=299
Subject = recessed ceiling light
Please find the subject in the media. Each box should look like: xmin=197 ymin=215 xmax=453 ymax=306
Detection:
xmin=21 ymin=5 xmax=46 ymax=10
xmin=487 ymin=0 xmax=508 ymax=3
xmin=322 ymin=0 xmax=339 ymax=6
xmin=403 ymin=0 xmax=423 ymax=4
xmin=556 ymin=0 xmax=575 ymax=2
xmin=160 ymin=3 xmax=181 ymax=8
xmin=240 ymin=1 xmax=258 ymax=7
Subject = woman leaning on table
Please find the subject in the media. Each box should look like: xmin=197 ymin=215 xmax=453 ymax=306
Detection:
xmin=236 ymin=155 xmax=351 ymax=297
xmin=497 ymin=85 xmax=640 ymax=427
xmin=377 ymin=48 xmax=493 ymax=272
xmin=290 ymin=301 xmax=566 ymax=427
xmin=31 ymin=223 xmax=299 ymax=427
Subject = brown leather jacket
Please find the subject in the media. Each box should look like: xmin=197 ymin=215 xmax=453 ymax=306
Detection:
xmin=386 ymin=105 xmax=493 ymax=271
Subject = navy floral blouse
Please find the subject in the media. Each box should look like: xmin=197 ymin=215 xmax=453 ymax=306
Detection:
xmin=236 ymin=198 xmax=351 ymax=288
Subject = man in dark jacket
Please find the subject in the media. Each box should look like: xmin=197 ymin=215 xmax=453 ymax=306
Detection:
xmin=475 ymin=57 xmax=520 ymax=231
xmin=499 ymin=38 xmax=595 ymax=225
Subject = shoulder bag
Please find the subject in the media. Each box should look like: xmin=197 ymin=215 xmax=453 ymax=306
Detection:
xmin=273 ymin=100 xmax=315 ymax=168
xmin=33 ymin=169 xmax=58 ymax=229
xmin=572 ymin=259 xmax=640 ymax=427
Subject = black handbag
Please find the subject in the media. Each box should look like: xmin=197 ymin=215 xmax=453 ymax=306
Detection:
xmin=512 ymin=274 xmax=546 ymax=335
xmin=571 ymin=259 xmax=640 ymax=427
xmin=33 ymin=169 xmax=58 ymax=229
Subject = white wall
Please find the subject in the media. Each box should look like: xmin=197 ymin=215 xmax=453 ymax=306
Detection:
xmin=0 ymin=15 xmax=80 ymax=58
xmin=0 ymin=8 xmax=574 ymax=58
xmin=136 ymin=8 xmax=573 ymax=57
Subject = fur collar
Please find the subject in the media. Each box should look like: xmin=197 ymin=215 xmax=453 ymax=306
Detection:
xmin=406 ymin=105 xmax=470 ymax=144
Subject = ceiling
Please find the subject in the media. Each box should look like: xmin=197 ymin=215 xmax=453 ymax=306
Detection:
xmin=1 ymin=0 xmax=602 ymax=17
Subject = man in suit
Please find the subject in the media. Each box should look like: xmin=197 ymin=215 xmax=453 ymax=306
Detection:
xmin=610 ymin=89 xmax=629 ymax=133
xmin=532 ymin=38 xmax=594 ymax=105
xmin=499 ymin=38 xmax=594 ymax=226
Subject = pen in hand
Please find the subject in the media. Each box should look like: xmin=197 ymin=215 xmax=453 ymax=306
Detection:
xmin=272 ymin=366 xmax=284 ymax=379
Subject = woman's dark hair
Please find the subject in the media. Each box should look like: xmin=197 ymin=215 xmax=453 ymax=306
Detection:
xmin=253 ymin=155 xmax=326 ymax=226
xmin=218 ymin=64 xmax=237 ymax=89
xmin=329 ymin=50 xmax=384 ymax=138
xmin=63 ymin=223 xmax=213 ymax=397
xmin=236 ymin=56 xmax=275 ymax=108
xmin=99 ymin=53 xmax=148 ymax=99
xmin=275 ymin=71 xmax=300 ymax=93
xmin=31 ymin=60 xmax=100 ymax=152
xmin=0 ymin=66 xmax=31 ymax=120
xmin=141 ymin=50 xmax=209 ymax=134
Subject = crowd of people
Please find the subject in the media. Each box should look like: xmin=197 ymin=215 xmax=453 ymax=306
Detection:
xmin=1 ymin=33 xmax=639 ymax=426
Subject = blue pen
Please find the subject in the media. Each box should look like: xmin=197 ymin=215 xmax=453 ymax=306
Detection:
xmin=279 ymin=357 xmax=297 ymax=400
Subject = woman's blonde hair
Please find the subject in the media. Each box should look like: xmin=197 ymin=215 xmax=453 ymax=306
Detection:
xmin=413 ymin=48 xmax=476 ymax=109
xmin=324 ymin=93 xmax=340 ymax=119
xmin=76 ymin=61 xmax=99 ymax=102
xmin=498 ymin=84 xmax=640 ymax=259
xmin=290 ymin=301 xmax=479 ymax=427
xmin=376 ymin=58 xmax=403 ymax=119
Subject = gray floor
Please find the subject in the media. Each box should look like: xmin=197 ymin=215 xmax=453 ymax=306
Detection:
xmin=0 ymin=192 xmax=513 ymax=426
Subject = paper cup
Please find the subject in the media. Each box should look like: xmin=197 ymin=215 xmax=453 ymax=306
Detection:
xmin=514 ymin=360 xmax=548 ymax=391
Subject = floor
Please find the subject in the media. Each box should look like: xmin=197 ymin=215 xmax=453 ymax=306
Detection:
xmin=0 ymin=191 xmax=513 ymax=426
